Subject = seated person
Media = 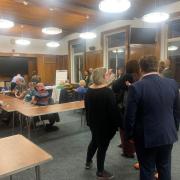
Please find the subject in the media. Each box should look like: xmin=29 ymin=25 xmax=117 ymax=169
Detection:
xmin=75 ymin=80 xmax=87 ymax=98
xmin=32 ymin=83 xmax=59 ymax=131
xmin=32 ymin=83 xmax=50 ymax=106
xmin=59 ymin=83 xmax=75 ymax=103
xmin=24 ymin=82 xmax=36 ymax=102
xmin=14 ymin=78 xmax=27 ymax=99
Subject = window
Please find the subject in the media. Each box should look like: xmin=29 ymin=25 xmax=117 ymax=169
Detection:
xmin=168 ymin=19 xmax=180 ymax=39
xmin=70 ymin=41 xmax=85 ymax=83
xmin=168 ymin=19 xmax=180 ymax=83
xmin=103 ymin=27 xmax=129 ymax=77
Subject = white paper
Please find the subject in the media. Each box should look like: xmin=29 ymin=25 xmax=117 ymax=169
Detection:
xmin=55 ymin=70 xmax=68 ymax=85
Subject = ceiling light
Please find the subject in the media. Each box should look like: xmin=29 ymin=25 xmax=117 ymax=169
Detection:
xmin=23 ymin=1 xmax=29 ymax=5
xmin=15 ymin=39 xmax=31 ymax=46
xmin=99 ymin=0 xmax=131 ymax=13
xmin=168 ymin=46 xmax=178 ymax=51
xmin=142 ymin=12 xmax=169 ymax=23
xmin=0 ymin=19 xmax=14 ymax=29
xmin=42 ymin=27 xmax=62 ymax=35
xmin=112 ymin=49 xmax=124 ymax=53
xmin=49 ymin=8 xmax=56 ymax=11
xmin=46 ymin=41 xmax=60 ymax=48
xmin=80 ymin=32 xmax=97 ymax=39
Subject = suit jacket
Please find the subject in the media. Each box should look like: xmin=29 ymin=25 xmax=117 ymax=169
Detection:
xmin=125 ymin=74 xmax=180 ymax=148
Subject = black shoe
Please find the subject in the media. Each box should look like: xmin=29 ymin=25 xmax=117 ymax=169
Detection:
xmin=96 ymin=170 xmax=114 ymax=179
xmin=121 ymin=153 xmax=134 ymax=158
xmin=85 ymin=161 xmax=93 ymax=169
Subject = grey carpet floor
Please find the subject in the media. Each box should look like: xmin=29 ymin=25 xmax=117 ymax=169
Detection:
xmin=0 ymin=111 xmax=180 ymax=180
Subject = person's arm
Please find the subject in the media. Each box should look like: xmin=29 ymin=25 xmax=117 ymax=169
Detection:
xmin=15 ymin=90 xmax=27 ymax=99
xmin=31 ymin=96 xmax=37 ymax=104
xmin=125 ymin=85 xmax=139 ymax=140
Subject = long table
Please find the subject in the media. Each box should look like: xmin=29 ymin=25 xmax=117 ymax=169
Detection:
xmin=0 ymin=94 xmax=33 ymax=133
xmin=17 ymin=101 xmax=85 ymax=138
xmin=0 ymin=134 xmax=53 ymax=180
xmin=0 ymin=94 xmax=85 ymax=138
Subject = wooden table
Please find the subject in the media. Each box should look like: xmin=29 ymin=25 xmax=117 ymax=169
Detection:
xmin=17 ymin=101 xmax=85 ymax=138
xmin=0 ymin=134 xmax=53 ymax=180
xmin=0 ymin=94 xmax=85 ymax=138
xmin=0 ymin=94 xmax=33 ymax=134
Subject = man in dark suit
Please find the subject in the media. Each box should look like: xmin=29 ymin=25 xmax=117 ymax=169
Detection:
xmin=125 ymin=56 xmax=179 ymax=180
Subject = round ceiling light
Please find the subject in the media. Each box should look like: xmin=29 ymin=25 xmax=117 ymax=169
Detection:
xmin=79 ymin=32 xmax=97 ymax=39
xmin=46 ymin=41 xmax=60 ymax=48
xmin=0 ymin=19 xmax=14 ymax=29
xmin=168 ymin=45 xmax=178 ymax=51
xmin=142 ymin=12 xmax=169 ymax=23
xmin=99 ymin=0 xmax=131 ymax=13
xmin=42 ymin=27 xmax=62 ymax=35
xmin=15 ymin=39 xmax=31 ymax=46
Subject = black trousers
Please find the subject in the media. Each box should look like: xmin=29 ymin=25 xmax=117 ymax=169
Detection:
xmin=135 ymin=142 xmax=173 ymax=180
xmin=86 ymin=129 xmax=112 ymax=172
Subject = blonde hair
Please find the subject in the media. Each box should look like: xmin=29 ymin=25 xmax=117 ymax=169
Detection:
xmin=92 ymin=67 xmax=106 ymax=85
xmin=79 ymin=80 xmax=86 ymax=87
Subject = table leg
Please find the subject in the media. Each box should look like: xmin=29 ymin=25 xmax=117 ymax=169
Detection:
xmin=26 ymin=117 xmax=31 ymax=139
xmin=12 ymin=112 xmax=15 ymax=135
xmin=80 ymin=109 xmax=83 ymax=126
xmin=35 ymin=166 xmax=41 ymax=180
xmin=19 ymin=114 xmax=23 ymax=134
xmin=10 ymin=175 xmax=12 ymax=180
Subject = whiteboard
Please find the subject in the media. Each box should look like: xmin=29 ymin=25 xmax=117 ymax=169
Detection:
xmin=55 ymin=70 xmax=68 ymax=85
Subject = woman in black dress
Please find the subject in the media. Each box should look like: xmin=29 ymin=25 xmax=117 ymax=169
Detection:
xmin=85 ymin=67 xmax=117 ymax=179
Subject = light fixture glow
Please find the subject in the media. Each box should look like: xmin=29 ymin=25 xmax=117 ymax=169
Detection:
xmin=142 ymin=12 xmax=169 ymax=23
xmin=42 ymin=27 xmax=62 ymax=35
xmin=15 ymin=39 xmax=31 ymax=46
xmin=46 ymin=41 xmax=60 ymax=48
xmin=112 ymin=49 xmax=124 ymax=53
xmin=80 ymin=32 xmax=97 ymax=39
xmin=23 ymin=1 xmax=29 ymax=5
xmin=0 ymin=19 xmax=14 ymax=29
xmin=99 ymin=0 xmax=131 ymax=13
xmin=168 ymin=45 xmax=178 ymax=51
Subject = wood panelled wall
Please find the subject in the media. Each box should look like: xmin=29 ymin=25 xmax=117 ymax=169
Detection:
xmin=129 ymin=44 xmax=157 ymax=60
xmin=37 ymin=55 xmax=68 ymax=84
xmin=28 ymin=58 xmax=37 ymax=80
xmin=85 ymin=50 xmax=103 ymax=70
xmin=129 ymin=30 xmax=161 ymax=61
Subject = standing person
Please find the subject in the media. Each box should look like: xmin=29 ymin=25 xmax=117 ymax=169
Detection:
xmin=83 ymin=70 xmax=89 ymax=86
xmin=112 ymin=60 xmax=140 ymax=158
xmin=162 ymin=59 xmax=173 ymax=78
xmin=87 ymin=68 xmax=93 ymax=86
xmin=31 ymin=71 xmax=41 ymax=84
xmin=116 ymin=67 xmax=124 ymax=79
xmin=105 ymin=69 xmax=116 ymax=87
xmin=85 ymin=67 xmax=117 ymax=179
xmin=158 ymin=61 xmax=166 ymax=75
xmin=11 ymin=74 xmax=24 ymax=91
xmin=125 ymin=56 xmax=179 ymax=180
